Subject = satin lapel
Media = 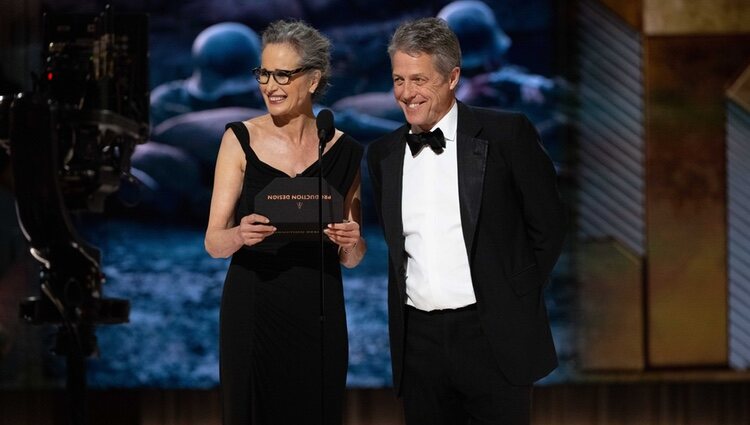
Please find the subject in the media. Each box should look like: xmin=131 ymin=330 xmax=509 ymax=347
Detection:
xmin=456 ymin=103 xmax=487 ymax=259
xmin=380 ymin=130 xmax=407 ymax=290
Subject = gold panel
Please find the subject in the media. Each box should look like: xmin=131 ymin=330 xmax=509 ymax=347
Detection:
xmin=577 ymin=239 xmax=644 ymax=371
xmin=645 ymin=35 xmax=750 ymax=367
xmin=727 ymin=65 xmax=750 ymax=111
xmin=643 ymin=0 xmax=750 ymax=35
xmin=597 ymin=0 xmax=642 ymax=30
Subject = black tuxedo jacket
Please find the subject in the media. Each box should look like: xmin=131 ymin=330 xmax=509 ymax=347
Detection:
xmin=367 ymin=101 xmax=566 ymax=392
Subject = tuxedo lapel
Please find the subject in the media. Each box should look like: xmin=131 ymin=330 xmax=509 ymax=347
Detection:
xmin=380 ymin=127 xmax=408 ymax=296
xmin=456 ymin=103 xmax=487 ymax=259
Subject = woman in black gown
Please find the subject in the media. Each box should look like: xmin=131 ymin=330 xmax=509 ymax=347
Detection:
xmin=204 ymin=20 xmax=366 ymax=425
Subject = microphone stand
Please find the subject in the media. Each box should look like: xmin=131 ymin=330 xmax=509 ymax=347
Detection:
xmin=316 ymin=108 xmax=333 ymax=425
xmin=318 ymin=128 xmax=326 ymax=425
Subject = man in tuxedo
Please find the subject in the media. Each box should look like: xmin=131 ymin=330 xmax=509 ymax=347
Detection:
xmin=367 ymin=18 xmax=566 ymax=425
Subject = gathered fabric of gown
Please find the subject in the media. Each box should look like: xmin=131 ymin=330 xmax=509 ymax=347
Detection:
xmin=220 ymin=122 xmax=363 ymax=425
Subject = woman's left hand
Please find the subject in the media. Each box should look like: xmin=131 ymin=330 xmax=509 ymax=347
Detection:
xmin=324 ymin=220 xmax=360 ymax=254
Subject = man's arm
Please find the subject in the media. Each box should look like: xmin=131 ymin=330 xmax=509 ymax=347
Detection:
xmin=509 ymin=115 xmax=567 ymax=281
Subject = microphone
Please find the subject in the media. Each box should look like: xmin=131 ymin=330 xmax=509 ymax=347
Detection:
xmin=316 ymin=109 xmax=334 ymax=147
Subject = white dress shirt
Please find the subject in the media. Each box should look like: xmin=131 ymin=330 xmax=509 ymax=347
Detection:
xmin=402 ymin=101 xmax=476 ymax=311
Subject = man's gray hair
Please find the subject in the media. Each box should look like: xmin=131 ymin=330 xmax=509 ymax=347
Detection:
xmin=261 ymin=20 xmax=331 ymax=99
xmin=387 ymin=17 xmax=462 ymax=77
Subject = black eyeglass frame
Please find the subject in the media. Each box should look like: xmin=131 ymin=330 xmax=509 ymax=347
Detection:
xmin=252 ymin=66 xmax=310 ymax=85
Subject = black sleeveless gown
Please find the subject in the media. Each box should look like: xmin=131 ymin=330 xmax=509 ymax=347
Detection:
xmin=220 ymin=122 xmax=363 ymax=425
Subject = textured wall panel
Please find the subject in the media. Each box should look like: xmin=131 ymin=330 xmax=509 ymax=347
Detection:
xmin=575 ymin=0 xmax=646 ymax=371
xmin=728 ymin=99 xmax=750 ymax=370
xmin=576 ymin=0 xmax=645 ymax=256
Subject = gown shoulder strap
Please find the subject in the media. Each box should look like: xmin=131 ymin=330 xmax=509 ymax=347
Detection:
xmin=225 ymin=121 xmax=252 ymax=157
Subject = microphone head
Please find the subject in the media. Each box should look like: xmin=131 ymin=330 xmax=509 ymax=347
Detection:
xmin=316 ymin=109 xmax=334 ymax=146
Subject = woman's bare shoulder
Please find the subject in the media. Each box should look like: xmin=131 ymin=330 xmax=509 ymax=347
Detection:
xmin=243 ymin=114 xmax=271 ymax=129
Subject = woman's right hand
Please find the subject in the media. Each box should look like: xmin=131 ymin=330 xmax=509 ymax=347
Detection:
xmin=237 ymin=213 xmax=276 ymax=246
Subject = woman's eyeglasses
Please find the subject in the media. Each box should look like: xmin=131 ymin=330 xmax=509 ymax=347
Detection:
xmin=252 ymin=67 xmax=309 ymax=85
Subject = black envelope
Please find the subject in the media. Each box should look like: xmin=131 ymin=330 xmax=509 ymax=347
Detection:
xmin=254 ymin=177 xmax=343 ymax=241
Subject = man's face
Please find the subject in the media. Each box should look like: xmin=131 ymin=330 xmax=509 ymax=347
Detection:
xmin=391 ymin=50 xmax=460 ymax=132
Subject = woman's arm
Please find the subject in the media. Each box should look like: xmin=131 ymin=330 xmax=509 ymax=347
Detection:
xmin=325 ymin=170 xmax=366 ymax=268
xmin=205 ymin=128 xmax=275 ymax=258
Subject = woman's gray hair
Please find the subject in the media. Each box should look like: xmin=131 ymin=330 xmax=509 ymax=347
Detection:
xmin=388 ymin=17 xmax=462 ymax=78
xmin=261 ymin=20 xmax=331 ymax=99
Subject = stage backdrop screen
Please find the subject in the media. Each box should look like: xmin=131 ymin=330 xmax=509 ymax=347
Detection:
xmin=0 ymin=0 xmax=573 ymax=389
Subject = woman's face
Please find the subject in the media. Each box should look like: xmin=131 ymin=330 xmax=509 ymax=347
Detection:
xmin=258 ymin=43 xmax=319 ymax=118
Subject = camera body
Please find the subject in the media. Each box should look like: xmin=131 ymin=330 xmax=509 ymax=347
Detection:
xmin=41 ymin=9 xmax=149 ymax=212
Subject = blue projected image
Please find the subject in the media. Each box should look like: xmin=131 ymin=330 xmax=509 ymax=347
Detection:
xmin=0 ymin=0 xmax=574 ymax=389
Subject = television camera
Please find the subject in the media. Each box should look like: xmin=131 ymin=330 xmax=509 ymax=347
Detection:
xmin=0 ymin=6 xmax=148 ymax=424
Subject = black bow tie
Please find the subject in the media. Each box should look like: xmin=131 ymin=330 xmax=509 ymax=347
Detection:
xmin=405 ymin=128 xmax=445 ymax=156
